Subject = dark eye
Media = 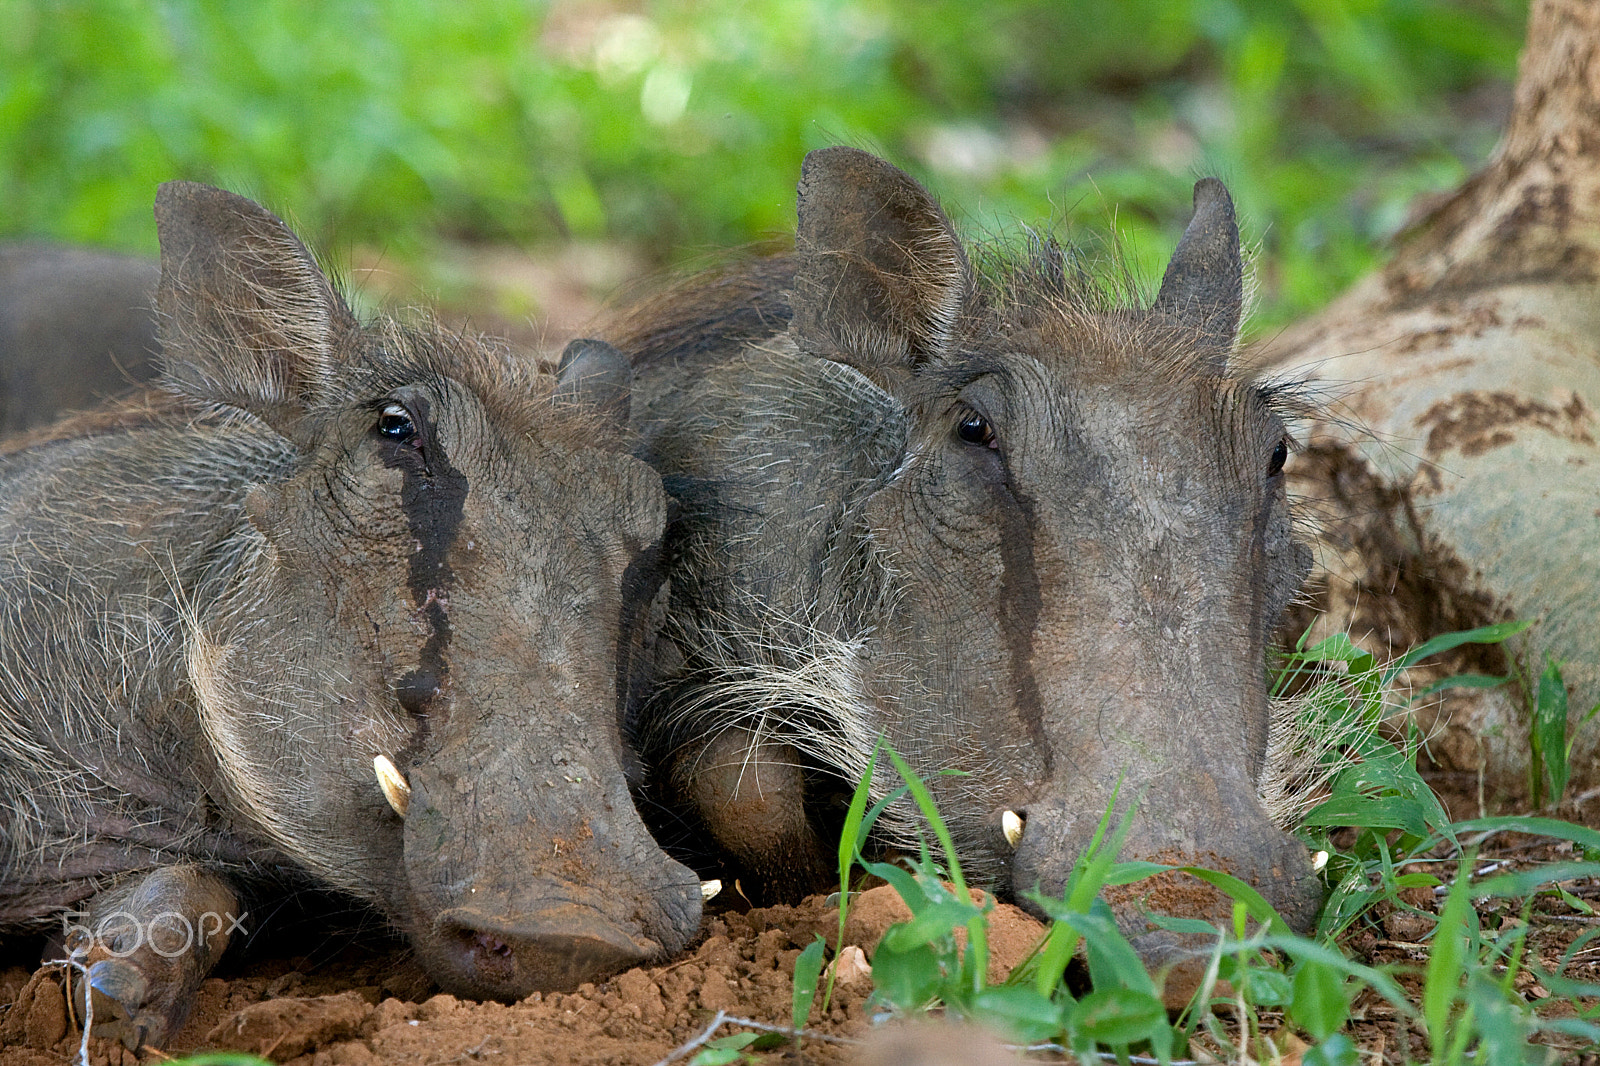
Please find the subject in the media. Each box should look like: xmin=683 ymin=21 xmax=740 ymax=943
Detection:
xmin=376 ymin=402 xmax=417 ymax=442
xmin=1267 ymin=438 xmax=1289 ymax=477
xmin=957 ymin=410 xmax=997 ymax=448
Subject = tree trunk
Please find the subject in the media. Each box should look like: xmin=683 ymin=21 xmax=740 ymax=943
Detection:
xmin=1257 ymin=0 xmax=1600 ymax=808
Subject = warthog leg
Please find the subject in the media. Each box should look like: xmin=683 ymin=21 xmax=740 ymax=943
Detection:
xmin=61 ymin=865 xmax=240 ymax=1050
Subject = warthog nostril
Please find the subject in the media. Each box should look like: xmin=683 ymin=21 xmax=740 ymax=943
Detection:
xmin=1001 ymin=810 xmax=1025 ymax=848
xmin=431 ymin=905 xmax=663 ymax=999
xmin=450 ymin=925 xmax=519 ymax=987
xmin=373 ymin=754 xmax=410 ymax=816
xmin=474 ymin=932 xmax=514 ymax=958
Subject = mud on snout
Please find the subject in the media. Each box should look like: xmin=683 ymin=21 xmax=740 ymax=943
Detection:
xmin=394 ymin=745 xmax=704 ymax=1001
xmin=1007 ymin=778 xmax=1324 ymax=1007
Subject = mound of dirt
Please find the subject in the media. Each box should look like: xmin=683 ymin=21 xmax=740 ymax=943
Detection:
xmin=0 ymin=889 xmax=1047 ymax=1066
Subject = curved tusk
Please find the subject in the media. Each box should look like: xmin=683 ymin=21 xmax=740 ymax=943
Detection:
xmin=1311 ymin=849 xmax=1330 ymax=873
xmin=700 ymin=879 xmax=723 ymax=902
xmin=1001 ymin=810 xmax=1024 ymax=848
xmin=374 ymin=754 xmax=411 ymax=817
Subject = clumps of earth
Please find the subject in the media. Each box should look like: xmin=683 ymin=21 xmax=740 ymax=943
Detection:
xmin=0 ymin=888 xmax=1047 ymax=1066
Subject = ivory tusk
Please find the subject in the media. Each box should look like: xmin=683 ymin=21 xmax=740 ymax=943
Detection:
xmin=700 ymin=879 xmax=723 ymax=902
xmin=1002 ymin=810 xmax=1024 ymax=848
xmin=1311 ymin=849 xmax=1330 ymax=873
xmin=374 ymin=754 xmax=411 ymax=817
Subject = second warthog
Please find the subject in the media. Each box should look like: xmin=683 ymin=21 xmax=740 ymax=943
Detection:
xmin=0 ymin=182 xmax=702 ymax=1047
xmin=608 ymin=147 xmax=1323 ymax=988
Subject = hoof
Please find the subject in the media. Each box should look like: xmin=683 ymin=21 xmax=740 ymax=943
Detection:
xmin=82 ymin=958 xmax=168 ymax=1050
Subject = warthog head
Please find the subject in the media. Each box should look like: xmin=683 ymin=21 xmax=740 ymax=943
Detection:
xmin=626 ymin=149 xmax=1322 ymax=994
xmin=154 ymin=183 xmax=701 ymax=997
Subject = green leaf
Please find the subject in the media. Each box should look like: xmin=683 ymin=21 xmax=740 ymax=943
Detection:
xmin=879 ymin=899 xmax=980 ymax=951
xmin=969 ymin=985 xmax=1066 ymax=1043
xmin=791 ymin=936 xmax=825 ymax=1031
xmin=859 ymin=860 xmax=933 ymax=914
xmin=827 ymin=742 xmax=881 ymax=1017
xmin=688 ymin=1031 xmax=761 ymax=1066
xmin=1301 ymin=1032 xmax=1359 ymax=1066
xmin=1065 ymin=986 xmax=1169 ymax=1047
xmin=1314 ymin=867 xmax=1384 ymax=941
xmin=1379 ymin=619 xmax=1532 ymax=686
xmin=1413 ymin=672 xmax=1510 ymax=699
xmin=1423 ymin=859 xmax=1478 ymax=1046
xmin=870 ymin=938 xmax=946 ymax=1010
xmin=1247 ymin=967 xmax=1293 ymax=1007
xmin=1300 ymin=632 xmax=1375 ymax=671
xmin=1253 ymin=935 xmax=1413 ymax=1016
xmin=1030 ymin=787 xmax=1137 ymax=998
xmin=1447 ymin=816 xmax=1600 ymax=853
xmin=884 ymin=745 xmax=968 ymax=898
xmin=1465 ymin=972 xmax=1529 ymax=1066
xmin=1100 ymin=860 xmax=1174 ymax=886
xmin=1532 ymin=658 xmax=1571 ymax=805
xmin=1290 ymin=958 xmax=1351 ymax=1040
xmin=1176 ymin=865 xmax=1294 ymax=937
xmin=1472 ymin=861 xmax=1600 ymax=900
xmin=1062 ymin=905 xmax=1158 ymax=997
xmin=1301 ymin=794 xmax=1430 ymax=838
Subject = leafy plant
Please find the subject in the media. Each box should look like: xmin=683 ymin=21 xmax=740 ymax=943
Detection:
xmin=1530 ymin=657 xmax=1600 ymax=808
xmin=811 ymin=624 xmax=1600 ymax=1063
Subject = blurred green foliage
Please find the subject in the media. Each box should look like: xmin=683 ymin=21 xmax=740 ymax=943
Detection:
xmin=0 ymin=0 xmax=1525 ymax=329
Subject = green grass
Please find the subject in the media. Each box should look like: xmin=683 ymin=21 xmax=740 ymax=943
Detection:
xmin=1 ymin=0 xmax=1527 ymax=331
xmin=793 ymin=625 xmax=1600 ymax=1063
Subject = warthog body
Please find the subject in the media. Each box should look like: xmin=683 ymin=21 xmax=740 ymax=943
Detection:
xmin=609 ymin=148 xmax=1322 ymax=989
xmin=0 ymin=183 xmax=701 ymax=1046
xmin=0 ymin=243 xmax=160 ymax=434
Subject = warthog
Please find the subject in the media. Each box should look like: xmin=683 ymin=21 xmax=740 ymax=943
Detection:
xmin=606 ymin=147 xmax=1323 ymax=992
xmin=0 ymin=242 xmax=160 ymax=435
xmin=0 ymin=183 xmax=702 ymax=1047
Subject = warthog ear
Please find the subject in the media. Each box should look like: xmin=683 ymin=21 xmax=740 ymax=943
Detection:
xmin=554 ymin=338 xmax=631 ymax=426
xmin=1152 ymin=178 xmax=1243 ymax=370
xmin=792 ymin=147 xmax=972 ymax=383
xmin=154 ymin=181 xmax=357 ymax=445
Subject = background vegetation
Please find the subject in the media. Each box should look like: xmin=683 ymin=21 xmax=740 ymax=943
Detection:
xmin=1 ymin=0 xmax=1526 ymax=334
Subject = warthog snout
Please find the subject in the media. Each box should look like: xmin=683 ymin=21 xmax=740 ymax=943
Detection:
xmin=430 ymin=906 xmax=666 ymax=1000
xmin=1007 ymin=779 xmax=1323 ymax=1002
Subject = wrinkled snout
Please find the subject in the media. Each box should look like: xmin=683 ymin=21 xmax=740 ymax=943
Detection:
xmin=1007 ymin=780 xmax=1324 ymax=1004
xmin=427 ymin=901 xmax=669 ymax=1001
xmin=399 ymin=754 xmax=703 ymax=1001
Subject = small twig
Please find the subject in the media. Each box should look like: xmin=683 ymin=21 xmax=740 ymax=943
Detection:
xmin=719 ymin=1014 xmax=859 ymax=1045
xmin=649 ymin=1010 xmax=866 ymax=1066
xmin=44 ymin=951 xmax=94 ymax=1066
xmin=651 ymin=1009 xmax=729 ymax=1066
xmin=1568 ymin=785 xmax=1600 ymax=807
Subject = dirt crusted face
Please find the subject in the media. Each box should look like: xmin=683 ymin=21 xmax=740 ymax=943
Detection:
xmin=154 ymin=182 xmax=702 ymax=999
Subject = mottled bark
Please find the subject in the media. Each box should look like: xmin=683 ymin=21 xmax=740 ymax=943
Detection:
xmin=1256 ymin=0 xmax=1600 ymax=803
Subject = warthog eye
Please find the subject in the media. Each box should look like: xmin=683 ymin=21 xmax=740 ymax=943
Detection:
xmin=1268 ymin=437 xmax=1289 ymax=477
xmin=376 ymin=402 xmax=417 ymax=443
xmin=956 ymin=410 xmax=997 ymax=448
